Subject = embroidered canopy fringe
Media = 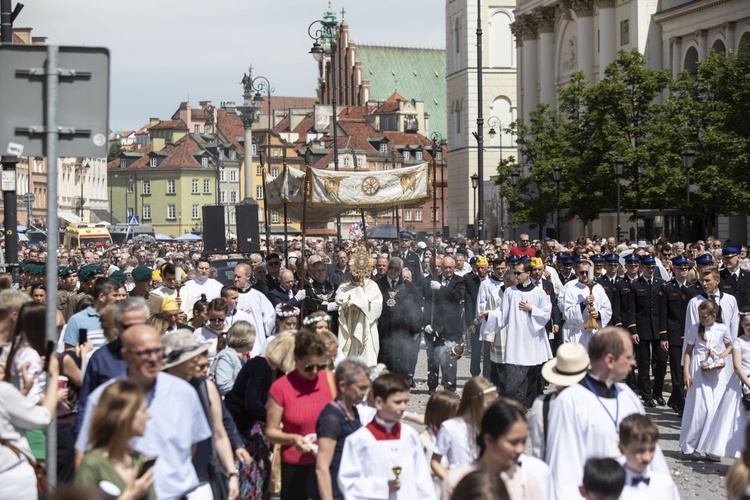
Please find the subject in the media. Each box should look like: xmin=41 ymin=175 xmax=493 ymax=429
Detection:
xmin=265 ymin=163 xmax=432 ymax=223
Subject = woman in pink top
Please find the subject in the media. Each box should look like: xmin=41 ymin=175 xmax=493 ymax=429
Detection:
xmin=266 ymin=330 xmax=334 ymax=500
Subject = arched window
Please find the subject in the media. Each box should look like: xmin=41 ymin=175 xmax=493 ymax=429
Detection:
xmin=489 ymin=11 xmax=514 ymax=68
xmin=711 ymin=39 xmax=726 ymax=55
xmin=739 ymin=32 xmax=750 ymax=55
xmin=683 ymin=46 xmax=699 ymax=76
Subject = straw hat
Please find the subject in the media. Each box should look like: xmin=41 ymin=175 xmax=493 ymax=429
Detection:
xmin=161 ymin=330 xmax=208 ymax=370
xmin=541 ymin=343 xmax=590 ymax=387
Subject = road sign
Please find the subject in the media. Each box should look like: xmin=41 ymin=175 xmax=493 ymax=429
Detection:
xmin=0 ymin=45 xmax=109 ymax=158
xmin=22 ymin=192 xmax=35 ymax=204
xmin=127 ymin=215 xmax=140 ymax=226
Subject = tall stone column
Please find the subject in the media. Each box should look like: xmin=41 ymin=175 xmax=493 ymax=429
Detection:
xmin=514 ymin=14 xmax=539 ymax=123
xmin=535 ymin=7 xmax=556 ymax=106
xmin=671 ymin=37 xmax=682 ymax=79
xmin=571 ymin=0 xmax=595 ymax=82
xmin=696 ymin=29 xmax=707 ymax=59
xmin=724 ymin=22 xmax=735 ymax=55
xmin=596 ymin=0 xmax=617 ymax=74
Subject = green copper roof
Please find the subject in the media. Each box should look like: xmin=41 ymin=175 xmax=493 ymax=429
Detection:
xmin=356 ymin=45 xmax=446 ymax=137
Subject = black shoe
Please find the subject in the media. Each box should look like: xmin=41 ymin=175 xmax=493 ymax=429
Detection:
xmin=643 ymin=399 xmax=657 ymax=408
xmin=656 ymin=397 xmax=667 ymax=406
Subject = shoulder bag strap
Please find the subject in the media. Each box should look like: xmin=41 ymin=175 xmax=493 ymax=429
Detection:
xmin=196 ymin=379 xmax=217 ymax=460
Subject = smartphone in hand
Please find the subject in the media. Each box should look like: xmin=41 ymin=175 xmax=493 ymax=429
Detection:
xmin=78 ymin=328 xmax=88 ymax=345
xmin=137 ymin=457 xmax=157 ymax=478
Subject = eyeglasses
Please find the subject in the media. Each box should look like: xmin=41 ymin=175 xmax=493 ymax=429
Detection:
xmin=208 ymin=317 xmax=225 ymax=323
xmin=196 ymin=362 xmax=209 ymax=371
xmin=303 ymin=363 xmax=329 ymax=373
xmin=387 ymin=266 xmax=401 ymax=271
xmin=578 ymin=271 xmax=589 ymax=276
xmin=520 ymin=239 xmax=530 ymax=243
xmin=126 ymin=347 xmax=164 ymax=360
xmin=267 ymin=261 xmax=280 ymax=267
xmin=513 ymin=271 xmax=524 ymax=276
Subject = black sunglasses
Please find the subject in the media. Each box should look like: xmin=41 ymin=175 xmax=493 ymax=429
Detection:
xmin=304 ymin=363 xmax=328 ymax=373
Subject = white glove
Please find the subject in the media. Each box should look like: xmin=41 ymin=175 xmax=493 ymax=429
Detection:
xmin=430 ymin=281 xmax=441 ymax=291
xmin=424 ymin=325 xmax=434 ymax=334
xmin=327 ymin=302 xmax=340 ymax=312
xmin=294 ymin=290 xmax=306 ymax=301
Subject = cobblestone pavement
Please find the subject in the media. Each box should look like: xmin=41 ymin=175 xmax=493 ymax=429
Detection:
xmin=405 ymin=345 xmax=729 ymax=499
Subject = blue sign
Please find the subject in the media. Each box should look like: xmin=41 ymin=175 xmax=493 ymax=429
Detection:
xmin=127 ymin=215 xmax=140 ymax=226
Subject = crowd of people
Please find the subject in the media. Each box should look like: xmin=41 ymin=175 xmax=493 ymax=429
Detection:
xmin=1 ymin=231 xmax=750 ymax=499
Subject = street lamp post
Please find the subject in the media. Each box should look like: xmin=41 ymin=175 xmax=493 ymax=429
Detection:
xmin=471 ymin=173 xmax=478 ymax=238
xmin=510 ymin=169 xmax=520 ymax=240
xmin=612 ymin=158 xmax=625 ymax=242
xmin=431 ymin=132 xmax=445 ymax=242
xmin=487 ymin=116 xmax=503 ymax=162
xmin=682 ymin=149 xmax=695 ymax=242
xmin=552 ymin=165 xmax=562 ymax=240
xmin=309 ymin=16 xmax=341 ymax=241
xmin=76 ymin=161 xmax=90 ymax=220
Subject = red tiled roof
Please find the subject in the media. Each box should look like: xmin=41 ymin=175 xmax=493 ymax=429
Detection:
xmin=269 ymin=96 xmax=317 ymax=114
xmin=157 ymin=136 xmax=204 ymax=169
xmin=150 ymin=119 xmax=188 ymax=131
xmin=216 ymin=109 xmax=245 ymax=156
xmin=171 ymin=102 xmax=188 ymax=120
xmin=386 ymin=92 xmax=408 ymax=103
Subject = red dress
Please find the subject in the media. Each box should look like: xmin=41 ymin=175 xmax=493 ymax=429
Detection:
xmin=268 ymin=369 xmax=334 ymax=465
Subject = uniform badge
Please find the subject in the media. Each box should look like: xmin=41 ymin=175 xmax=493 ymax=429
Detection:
xmin=386 ymin=290 xmax=398 ymax=307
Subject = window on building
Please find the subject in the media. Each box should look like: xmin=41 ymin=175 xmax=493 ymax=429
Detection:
xmin=167 ymin=204 xmax=176 ymax=219
xmin=272 ymin=211 xmax=279 ymax=223
xmin=204 ymin=179 xmax=211 ymax=194
xmin=142 ymin=179 xmax=151 ymax=195
xmin=431 ymin=208 xmax=439 ymax=222
xmin=256 ymin=185 xmax=263 ymax=199
xmin=403 ymin=151 xmax=410 ymax=161
xmin=192 ymin=179 xmax=199 ymax=194
xmin=437 ymin=150 xmax=443 ymax=161
xmin=256 ymin=164 xmax=263 ymax=175
xmin=229 ymin=169 xmax=237 ymax=182
xmin=252 ymin=143 xmax=257 ymax=156
xmin=120 ymin=158 xmax=126 ymax=169
xmin=380 ymin=143 xmax=388 ymax=153
xmin=230 ymin=191 xmax=238 ymax=203
xmin=143 ymin=204 xmax=151 ymax=220
xmin=167 ymin=179 xmax=175 ymax=194
xmin=416 ymin=151 xmax=423 ymax=161
xmin=220 ymin=190 xmax=226 ymax=203
xmin=229 ymin=150 xmax=236 ymax=160
xmin=201 ymin=157 xmax=209 ymax=168
xmin=219 ymin=169 xmax=225 ymax=182
xmin=192 ymin=204 xmax=200 ymax=219
xmin=415 ymin=210 xmax=422 ymax=221
xmin=343 ymin=156 xmax=351 ymax=167
xmin=405 ymin=210 xmax=412 ymax=221
xmin=230 ymin=210 xmax=236 ymax=225
xmin=271 ymin=167 xmax=279 ymax=177
xmin=127 ymin=179 xmax=134 ymax=193
xmin=149 ymin=157 xmax=157 ymax=168
xmin=194 ymin=125 xmax=200 ymax=133
xmin=127 ymin=207 xmax=134 ymax=217
xmin=620 ymin=19 xmax=630 ymax=46
xmin=272 ymin=149 xmax=279 ymax=157
xmin=356 ymin=156 xmax=363 ymax=168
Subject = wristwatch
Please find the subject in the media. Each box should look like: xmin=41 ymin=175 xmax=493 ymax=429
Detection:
xmin=228 ymin=469 xmax=240 ymax=478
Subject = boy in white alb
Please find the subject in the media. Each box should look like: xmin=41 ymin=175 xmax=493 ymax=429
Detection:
xmin=338 ymin=373 xmax=435 ymax=499
xmin=618 ymin=414 xmax=680 ymax=500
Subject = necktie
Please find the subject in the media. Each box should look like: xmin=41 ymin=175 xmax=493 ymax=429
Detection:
xmin=631 ymin=476 xmax=650 ymax=486
xmin=710 ymin=294 xmax=717 ymax=302
xmin=391 ymin=280 xmax=396 ymax=289
xmin=288 ymin=290 xmax=293 ymax=299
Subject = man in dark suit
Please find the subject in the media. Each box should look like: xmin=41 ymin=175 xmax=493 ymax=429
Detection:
xmin=688 ymin=253 xmax=714 ymax=296
xmin=720 ymin=246 xmax=750 ymax=305
xmin=304 ymin=257 xmax=339 ymax=332
xmin=663 ymin=256 xmax=694 ymax=415
xmin=268 ymin=269 xmax=305 ymax=308
xmin=422 ymin=255 xmax=466 ymax=393
xmin=596 ymin=254 xmax=621 ymax=327
xmin=394 ymin=239 xmax=422 ymax=282
xmin=556 ymin=254 xmax=577 ymax=285
xmin=264 ymin=253 xmax=283 ymax=291
xmin=328 ymin=250 xmax=351 ymax=287
xmin=376 ymin=257 xmax=423 ymax=385
xmin=628 ymin=255 xmax=668 ymax=408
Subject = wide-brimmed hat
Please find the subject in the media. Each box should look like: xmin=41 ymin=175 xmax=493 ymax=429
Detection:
xmin=541 ymin=343 xmax=590 ymax=387
xmin=161 ymin=330 xmax=208 ymax=369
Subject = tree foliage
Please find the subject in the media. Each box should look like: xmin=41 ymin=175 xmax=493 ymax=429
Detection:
xmin=498 ymin=47 xmax=750 ymax=232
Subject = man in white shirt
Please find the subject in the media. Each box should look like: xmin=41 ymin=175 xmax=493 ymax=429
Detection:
xmin=183 ymin=257 xmax=223 ymax=302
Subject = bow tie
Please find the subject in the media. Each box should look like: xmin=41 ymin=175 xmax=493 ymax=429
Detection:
xmin=631 ymin=476 xmax=650 ymax=486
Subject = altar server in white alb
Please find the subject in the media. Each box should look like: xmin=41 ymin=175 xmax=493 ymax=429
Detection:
xmin=545 ymin=327 xmax=670 ymax=499
xmin=494 ymin=260 xmax=553 ymax=407
xmin=233 ymin=263 xmax=276 ymax=355
xmin=560 ymin=258 xmax=612 ymax=349
xmin=338 ymin=373 xmax=435 ymax=499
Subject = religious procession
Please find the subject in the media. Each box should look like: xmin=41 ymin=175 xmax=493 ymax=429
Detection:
xmin=4 ymin=223 xmax=750 ymax=500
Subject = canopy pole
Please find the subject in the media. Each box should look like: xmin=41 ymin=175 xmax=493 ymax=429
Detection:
xmin=395 ymin=207 xmax=401 ymax=254
xmin=360 ymin=210 xmax=367 ymax=247
xmin=300 ymin=166 xmax=311 ymax=322
xmin=283 ymin=164 xmax=288 ymax=265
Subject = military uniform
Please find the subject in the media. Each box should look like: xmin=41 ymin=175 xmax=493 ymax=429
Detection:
xmin=663 ymin=270 xmax=693 ymax=413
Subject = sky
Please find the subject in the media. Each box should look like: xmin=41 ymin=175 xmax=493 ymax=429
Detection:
xmin=21 ymin=0 xmax=446 ymax=131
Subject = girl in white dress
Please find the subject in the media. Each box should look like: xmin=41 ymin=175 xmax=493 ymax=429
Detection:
xmin=701 ymin=309 xmax=750 ymax=458
xmin=679 ymin=299 xmax=733 ymax=455
xmin=430 ymin=376 xmax=497 ymax=480
xmin=419 ymin=391 xmax=459 ymax=496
